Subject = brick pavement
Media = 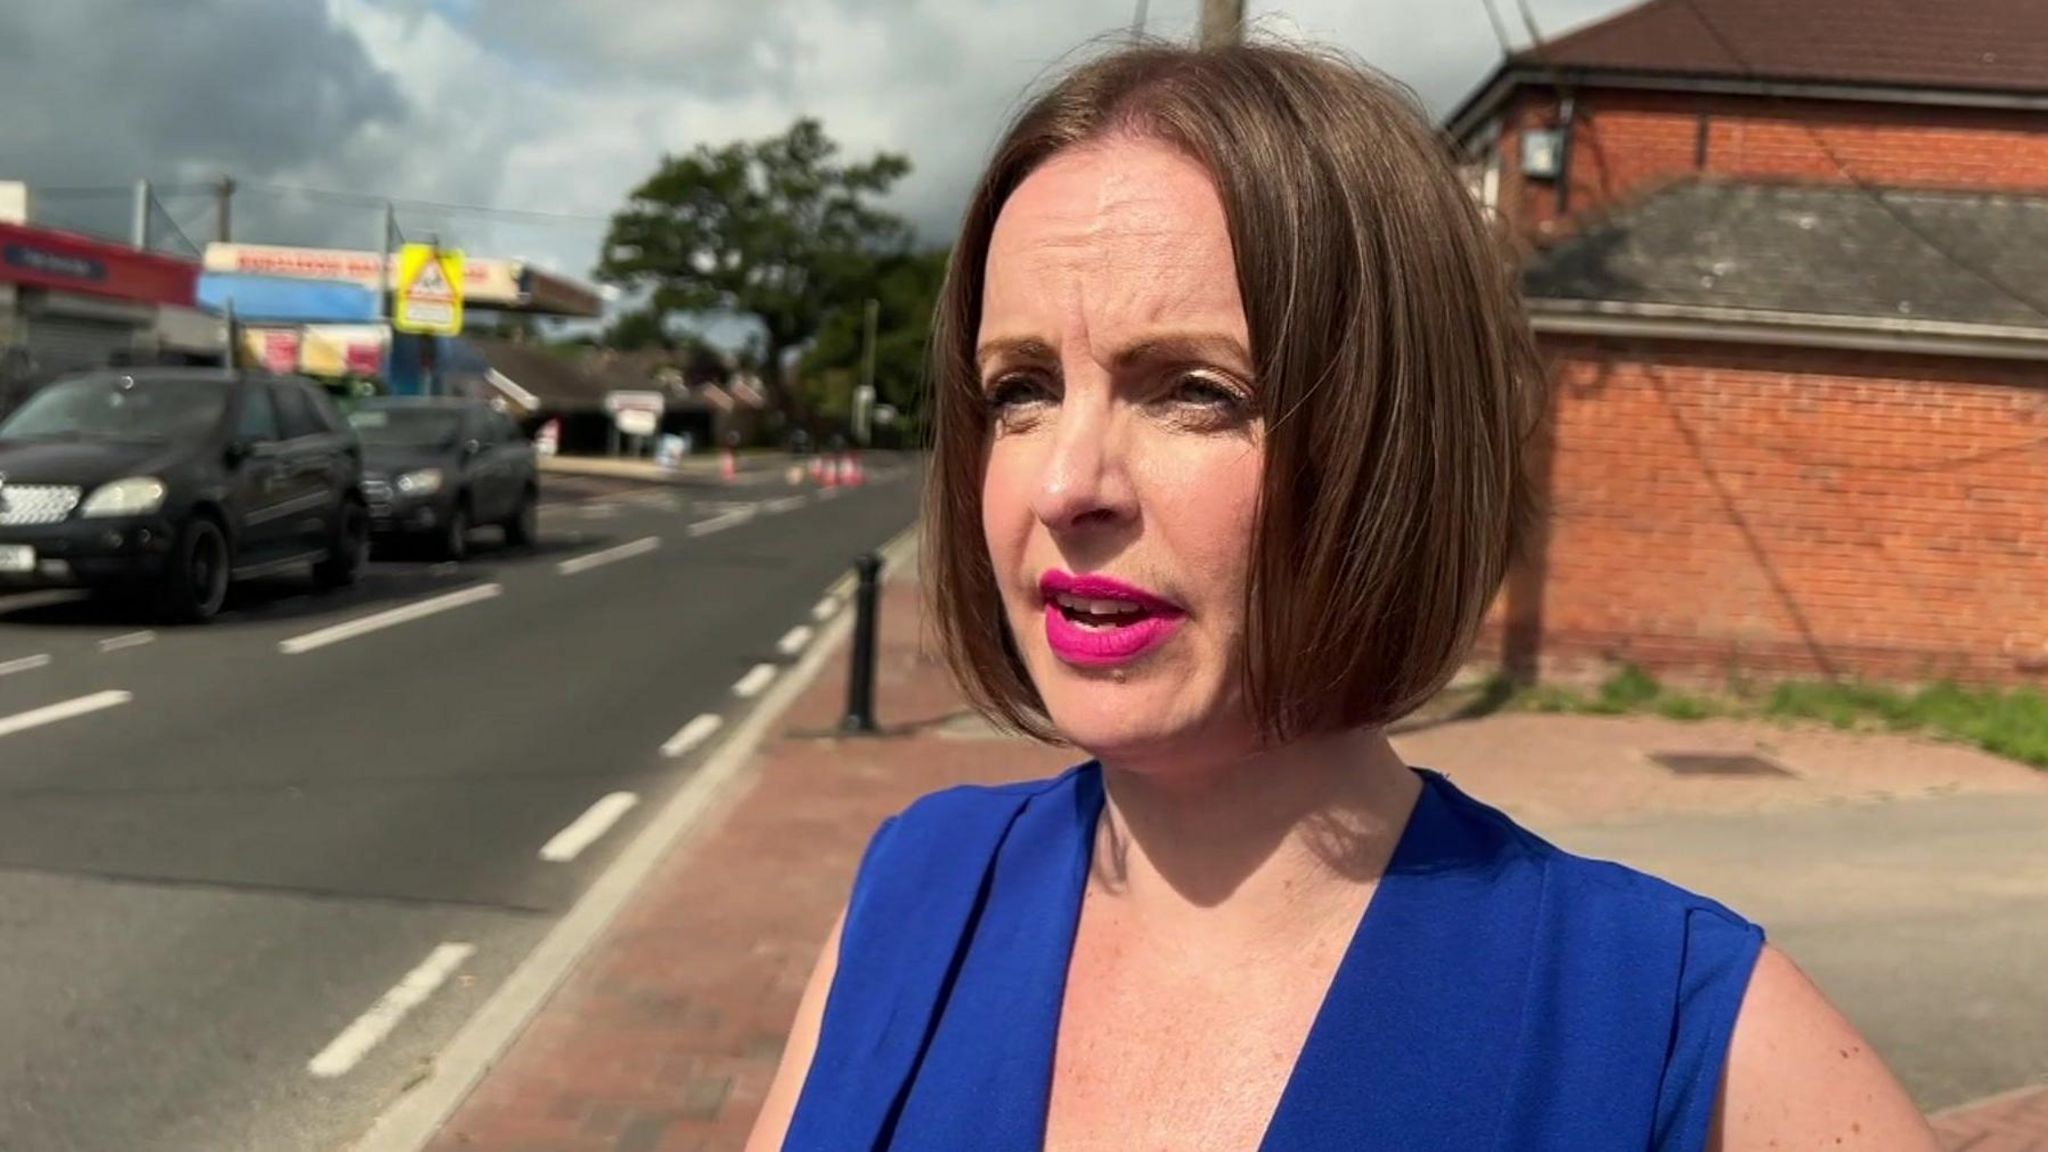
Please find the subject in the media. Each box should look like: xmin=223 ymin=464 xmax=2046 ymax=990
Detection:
xmin=423 ymin=573 xmax=2048 ymax=1151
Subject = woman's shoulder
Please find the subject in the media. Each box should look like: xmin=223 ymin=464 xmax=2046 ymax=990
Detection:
xmin=1422 ymin=767 xmax=1759 ymax=935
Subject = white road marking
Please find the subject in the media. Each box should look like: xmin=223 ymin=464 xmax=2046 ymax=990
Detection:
xmin=278 ymin=584 xmax=503 ymax=655
xmin=96 ymin=631 xmax=155 ymax=653
xmin=538 ymin=792 xmax=641 ymax=863
xmin=430 ymin=562 xmax=460 ymax=577
xmin=579 ymin=503 xmax=620 ymax=519
xmin=307 ymin=943 xmax=476 ymax=1079
xmin=777 ymin=625 xmax=813 ymax=656
xmin=762 ymin=495 xmax=806 ymax=514
xmin=686 ymin=508 xmax=755 ymax=537
xmin=0 ymin=654 xmax=53 ymax=678
xmin=0 ymin=590 xmax=88 ymax=615
xmin=661 ymin=713 xmax=723 ymax=758
xmin=732 ymin=663 xmax=776 ymax=699
xmin=811 ymin=596 xmax=840 ymax=622
xmin=556 ymin=536 xmax=659 ymax=576
xmin=827 ymin=572 xmax=856 ymax=599
xmin=0 ymin=690 xmax=132 ymax=740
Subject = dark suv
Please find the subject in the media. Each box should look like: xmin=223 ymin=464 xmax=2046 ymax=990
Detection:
xmin=350 ymin=397 xmax=538 ymax=561
xmin=0 ymin=368 xmax=369 ymax=621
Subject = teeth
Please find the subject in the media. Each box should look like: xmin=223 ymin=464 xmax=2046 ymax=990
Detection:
xmin=1055 ymin=593 xmax=1142 ymax=616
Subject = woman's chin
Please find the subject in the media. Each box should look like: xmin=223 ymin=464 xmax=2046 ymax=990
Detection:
xmin=1040 ymin=688 xmax=1240 ymax=771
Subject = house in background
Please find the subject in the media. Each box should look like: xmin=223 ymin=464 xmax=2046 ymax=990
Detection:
xmin=1447 ymin=0 xmax=2048 ymax=685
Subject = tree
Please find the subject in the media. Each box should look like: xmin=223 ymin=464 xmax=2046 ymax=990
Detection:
xmin=597 ymin=119 xmax=913 ymax=421
xmin=799 ymin=246 xmax=949 ymax=422
xmin=603 ymin=307 xmax=672 ymax=351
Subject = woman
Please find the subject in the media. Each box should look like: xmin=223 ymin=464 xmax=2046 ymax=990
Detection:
xmin=749 ymin=40 xmax=1939 ymax=1151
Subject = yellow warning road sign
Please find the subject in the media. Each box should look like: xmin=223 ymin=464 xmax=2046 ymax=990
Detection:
xmin=395 ymin=243 xmax=464 ymax=335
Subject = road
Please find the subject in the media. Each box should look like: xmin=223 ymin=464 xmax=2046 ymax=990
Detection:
xmin=0 ymin=463 xmax=919 ymax=1152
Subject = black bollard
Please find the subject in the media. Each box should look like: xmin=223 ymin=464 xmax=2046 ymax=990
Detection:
xmin=840 ymin=552 xmax=884 ymax=733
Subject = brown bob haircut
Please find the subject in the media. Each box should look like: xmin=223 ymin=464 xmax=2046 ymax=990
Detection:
xmin=924 ymin=38 xmax=1543 ymax=745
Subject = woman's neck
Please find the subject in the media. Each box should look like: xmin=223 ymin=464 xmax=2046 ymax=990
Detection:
xmin=1090 ymin=728 xmax=1421 ymax=941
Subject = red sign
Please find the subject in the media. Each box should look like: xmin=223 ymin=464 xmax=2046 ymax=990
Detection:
xmin=0 ymin=222 xmax=199 ymax=308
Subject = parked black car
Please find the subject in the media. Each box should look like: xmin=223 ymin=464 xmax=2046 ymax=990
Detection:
xmin=349 ymin=397 xmax=538 ymax=560
xmin=0 ymin=368 xmax=369 ymax=621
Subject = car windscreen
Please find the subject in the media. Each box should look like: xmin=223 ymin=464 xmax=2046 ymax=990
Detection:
xmin=0 ymin=375 xmax=231 ymax=442
xmin=348 ymin=407 xmax=464 ymax=447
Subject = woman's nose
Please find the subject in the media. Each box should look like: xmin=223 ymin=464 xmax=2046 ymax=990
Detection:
xmin=1029 ymin=396 xmax=1135 ymax=533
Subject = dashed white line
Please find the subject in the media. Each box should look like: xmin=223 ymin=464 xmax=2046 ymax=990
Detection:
xmin=732 ymin=663 xmax=777 ymax=699
xmin=686 ymin=508 xmax=756 ymax=537
xmin=579 ymin=503 xmax=620 ymax=519
xmin=97 ymin=631 xmax=156 ymax=653
xmin=0 ymin=654 xmax=53 ymax=678
xmin=827 ymin=572 xmax=856 ymax=599
xmin=278 ymin=584 xmax=503 ymax=655
xmin=0 ymin=690 xmax=132 ymax=740
xmin=762 ymin=495 xmax=806 ymax=514
xmin=538 ymin=792 xmax=641 ymax=863
xmin=811 ymin=596 xmax=840 ymax=622
xmin=556 ymin=536 xmax=660 ymax=576
xmin=661 ymin=713 xmax=724 ymax=758
xmin=777 ymin=625 xmax=813 ymax=656
xmin=307 ymin=943 xmax=476 ymax=1079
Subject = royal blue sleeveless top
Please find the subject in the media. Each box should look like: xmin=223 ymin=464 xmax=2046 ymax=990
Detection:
xmin=783 ymin=765 xmax=1764 ymax=1151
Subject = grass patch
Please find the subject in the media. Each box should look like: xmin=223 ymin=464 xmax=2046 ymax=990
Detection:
xmin=1485 ymin=665 xmax=2048 ymax=768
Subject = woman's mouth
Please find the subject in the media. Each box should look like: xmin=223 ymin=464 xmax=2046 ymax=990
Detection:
xmin=1039 ymin=571 xmax=1185 ymax=667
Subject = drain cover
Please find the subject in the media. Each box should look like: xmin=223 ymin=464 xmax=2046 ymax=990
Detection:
xmin=1649 ymin=751 xmax=1791 ymax=777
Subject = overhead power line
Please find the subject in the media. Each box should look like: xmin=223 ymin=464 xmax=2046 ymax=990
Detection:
xmin=237 ymin=181 xmax=615 ymax=228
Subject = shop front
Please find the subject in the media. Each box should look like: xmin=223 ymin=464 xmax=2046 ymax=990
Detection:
xmin=0 ymin=219 xmax=203 ymax=413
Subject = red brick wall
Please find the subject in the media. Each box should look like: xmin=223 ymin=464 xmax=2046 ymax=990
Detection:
xmin=1490 ymin=338 xmax=2048 ymax=685
xmin=1495 ymin=89 xmax=2048 ymax=238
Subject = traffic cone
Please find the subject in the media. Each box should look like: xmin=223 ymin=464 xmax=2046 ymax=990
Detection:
xmin=720 ymin=447 xmax=737 ymax=481
xmin=823 ymin=453 xmax=841 ymax=488
xmin=535 ymin=419 xmax=559 ymax=457
xmin=808 ymin=455 xmax=824 ymax=483
xmin=846 ymin=451 xmax=865 ymax=486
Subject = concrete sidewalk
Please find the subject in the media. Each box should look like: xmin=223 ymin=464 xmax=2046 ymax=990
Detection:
xmin=416 ymin=573 xmax=2048 ymax=1151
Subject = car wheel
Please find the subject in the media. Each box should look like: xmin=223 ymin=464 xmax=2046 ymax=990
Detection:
xmin=315 ymin=500 xmax=369 ymax=589
xmin=438 ymin=498 xmax=471 ymax=562
xmin=154 ymin=516 xmax=231 ymax=623
xmin=504 ymin=487 xmax=538 ymax=547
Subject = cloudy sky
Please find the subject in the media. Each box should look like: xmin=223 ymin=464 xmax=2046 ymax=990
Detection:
xmin=1 ymin=0 xmax=1633 ymax=295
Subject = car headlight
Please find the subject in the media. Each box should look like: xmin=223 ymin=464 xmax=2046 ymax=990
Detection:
xmin=79 ymin=477 xmax=168 ymax=518
xmin=396 ymin=468 xmax=444 ymax=496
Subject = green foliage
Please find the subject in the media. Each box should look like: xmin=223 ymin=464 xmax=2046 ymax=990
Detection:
xmin=598 ymin=118 xmax=913 ymax=416
xmin=1487 ymin=667 xmax=2048 ymax=767
xmin=800 ymin=247 xmax=950 ymax=421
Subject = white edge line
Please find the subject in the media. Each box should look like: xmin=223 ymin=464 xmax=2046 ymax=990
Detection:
xmin=810 ymin=596 xmax=840 ymax=622
xmin=279 ymin=585 xmax=502 ymax=655
xmin=307 ymin=943 xmax=477 ymax=1079
xmin=555 ymin=536 xmax=660 ymax=576
xmin=685 ymin=507 xmax=755 ymax=537
xmin=763 ymin=495 xmax=806 ymax=514
xmin=732 ymin=663 xmax=777 ymax=699
xmin=660 ymin=713 xmax=723 ymax=758
xmin=0 ymin=653 xmax=53 ymax=677
xmin=0 ymin=690 xmax=132 ymax=739
xmin=776 ymin=624 xmax=813 ymax=656
xmin=347 ymin=521 xmax=920 ymax=1152
xmin=537 ymin=792 xmax=642 ymax=863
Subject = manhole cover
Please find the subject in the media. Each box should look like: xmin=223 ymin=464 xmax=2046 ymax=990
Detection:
xmin=1649 ymin=751 xmax=1791 ymax=777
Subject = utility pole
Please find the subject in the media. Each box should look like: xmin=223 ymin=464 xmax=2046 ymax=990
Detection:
xmin=856 ymin=297 xmax=879 ymax=445
xmin=131 ymin=179 xmax=151 ymax=249
xmin=214 ymin=174 xmax=236 ymax=243
xmin=1129 ymin=0 xmax=1149 ymax=39
xmin=1199 ymin=0 xmax=1244 ymax=48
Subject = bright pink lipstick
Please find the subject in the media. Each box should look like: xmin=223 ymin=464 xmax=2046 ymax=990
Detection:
xmin=1038 ymin=570 xmax=1186 ymax=667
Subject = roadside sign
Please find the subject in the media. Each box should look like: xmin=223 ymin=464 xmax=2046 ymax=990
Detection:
xmin=395 ymin=243 xmax=464 ymax=335
xmin=605 ymin=390 xmax=665 ymax=438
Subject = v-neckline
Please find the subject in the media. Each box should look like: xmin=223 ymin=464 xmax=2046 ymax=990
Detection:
xmin=1033 ymin=765 xmax=1442 ymax=1152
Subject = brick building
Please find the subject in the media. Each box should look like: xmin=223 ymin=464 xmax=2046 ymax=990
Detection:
xmin=1446 ymin=0 xmax=2048 ymax=685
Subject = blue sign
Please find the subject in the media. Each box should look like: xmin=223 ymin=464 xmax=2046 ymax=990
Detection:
xmin=4 ymin=243 xmax=107 ymax=283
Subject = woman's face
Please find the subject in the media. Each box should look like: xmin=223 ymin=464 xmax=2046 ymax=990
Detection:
xmin=977 ymin=136 xmax=1264 ymax=767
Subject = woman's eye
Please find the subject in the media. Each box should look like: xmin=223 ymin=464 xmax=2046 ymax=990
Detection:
xmin=984 ymin=375 xmax=1056 ymax=427
xmin=1164 ymin=373 xmax=1250 ymax=423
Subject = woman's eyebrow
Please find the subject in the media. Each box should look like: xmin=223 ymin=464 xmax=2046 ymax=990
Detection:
xmin=1112 ymin=333 xmax=1252 ymax=374
xmin=974 ymin=336 xmax=1056 ymax=372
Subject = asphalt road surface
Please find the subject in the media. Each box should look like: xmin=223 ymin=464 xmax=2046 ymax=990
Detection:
xmin=0 ymin=465 xmax=919 ymax=1152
